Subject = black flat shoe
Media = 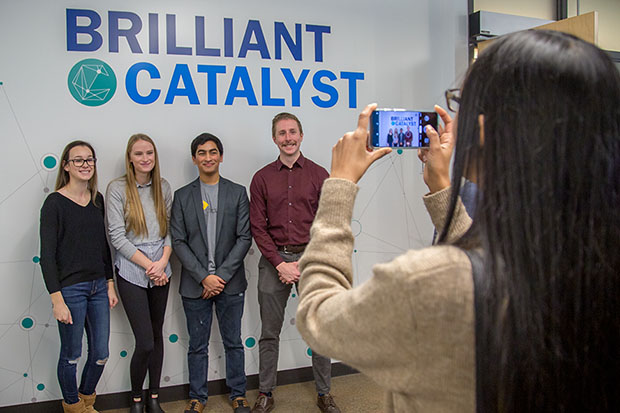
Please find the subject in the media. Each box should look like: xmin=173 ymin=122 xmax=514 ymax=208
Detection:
xmin=145 ymin=396 xmax=165 ymax=413
xmin=130 ymin=399 xmax=145 ymax=413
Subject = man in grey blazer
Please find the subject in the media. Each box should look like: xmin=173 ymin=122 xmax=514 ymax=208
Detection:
xmin=170 ymin=133 xmax=251 ymax=413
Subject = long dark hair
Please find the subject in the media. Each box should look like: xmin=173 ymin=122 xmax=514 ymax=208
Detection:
xmin=440 ymin=30 xmax=620 ymax=411
xmin=55 ymin=140 xmax=100 ymax=207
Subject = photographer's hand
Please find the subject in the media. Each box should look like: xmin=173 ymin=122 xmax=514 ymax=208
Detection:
xmin=418 ymin=105 xmax=454 ymax=193
xmin=330 ymin=103 xmax=392 ymax=183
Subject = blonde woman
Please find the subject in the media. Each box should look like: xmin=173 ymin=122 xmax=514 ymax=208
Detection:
xmin=40 ymin=140 xmax=118 ymax=413
xmin=106 ymin=134 xmax=172 ymax=413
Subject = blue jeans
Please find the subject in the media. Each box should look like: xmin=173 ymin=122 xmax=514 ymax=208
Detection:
xmin=182 ymin=292 xmax=246 ymax=403
xmin=57 ymin=278 xmax=110 ymax=404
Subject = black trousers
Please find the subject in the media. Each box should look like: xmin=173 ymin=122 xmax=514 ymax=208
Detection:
xmin=117 ymin=276 xmax=170 ymax=397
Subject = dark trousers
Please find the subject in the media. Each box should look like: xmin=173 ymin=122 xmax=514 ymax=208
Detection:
xmin=182 ymin=292 xmax=247 ymax=404
xmin=257 ymin=253 xmax=332 ymax=394
xmin=117 ymin=276 xmax=170 ymax=397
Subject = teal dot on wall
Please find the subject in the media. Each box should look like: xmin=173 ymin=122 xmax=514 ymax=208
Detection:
xmin=36 ymin=383 xmax=45 ymax=391
xmin=291 ymin=293 xmax=296 ymax=298
xmin=397 ymin=149 xmax=403 ymax=155
xmin=43 ymin=156 xmax=57 ymax=169
xmin=21 ymin=317 xmax=34 ymax=329
xmin=32 ymin=256 xmax=40 ymax=263
xmin=41 ymin=154 xmax=59 ymax=171
xmin=169 ymin=334 xmax=178 ymax=343
xmin=307 ymin=348 xmax=313 ymax=357
xmin=120 ymin=350 xmax=128 ymax=358
xmin=245 ymin=337 xmax=256 ymax=348
xmin=354 ymin=249 xmax=357 ymax=253
xmin=23 ymin=373 xmax=28 ymax=377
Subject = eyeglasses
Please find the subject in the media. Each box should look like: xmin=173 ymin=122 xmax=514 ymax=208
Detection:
xmin=68 ymin=157 xmax=97 ymax=167
xmin=445 ymin=88 xmax=461 ymax=113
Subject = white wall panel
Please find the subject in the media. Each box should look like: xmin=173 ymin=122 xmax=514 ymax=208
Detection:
xmin=0 ymin=0 xmax=468 ymax=406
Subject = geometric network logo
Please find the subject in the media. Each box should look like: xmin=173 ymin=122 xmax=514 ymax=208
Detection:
xmin=67 ymin=58 xmax=116 ymax=106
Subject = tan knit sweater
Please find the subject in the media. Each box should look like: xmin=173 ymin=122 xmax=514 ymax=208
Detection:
xmin=297 ymin=178 xmax=475 ymax=413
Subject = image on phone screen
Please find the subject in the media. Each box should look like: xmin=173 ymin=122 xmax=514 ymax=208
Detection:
xmin=370 ymin=110 xmax=437 ymax=148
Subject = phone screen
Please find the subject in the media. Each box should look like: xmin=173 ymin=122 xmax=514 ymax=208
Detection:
xmin=370 ymin=109 xmax=438 ymax=148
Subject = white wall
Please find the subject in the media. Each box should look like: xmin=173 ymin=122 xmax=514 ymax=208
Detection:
xmin=475 ymin=0 xmax=620 ymax=51
xmin=0 ymin=0 xmax=468 ymax=406
xmin=474 ymin=0 xmax=556 ymax=20
xmin=568 ymin=0 xmax=620 ymax=51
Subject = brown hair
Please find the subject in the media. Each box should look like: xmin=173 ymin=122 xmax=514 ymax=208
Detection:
xmin=55 ymin=140 xmax=100 ymax=207
xmin=271 ymin=112 xmax=303 ymax=138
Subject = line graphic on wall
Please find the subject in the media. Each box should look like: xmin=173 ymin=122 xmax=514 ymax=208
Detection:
xmin=0 ymin=86 xmax=432 ymax=407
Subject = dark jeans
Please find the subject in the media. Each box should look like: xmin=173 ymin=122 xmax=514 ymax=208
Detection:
xmin=117 ymin=276 xmax=170 ymax=397
xmin=257 ymin=253 xmax=332 ymax=394
xmin=57 ymin=278 xmax=110 ymax=404
xmin=182 ymin=292 xmax=246 ymax=404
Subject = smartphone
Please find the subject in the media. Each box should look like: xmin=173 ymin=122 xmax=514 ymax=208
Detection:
xmin=369 ymin=108 xmax=438 ymax=148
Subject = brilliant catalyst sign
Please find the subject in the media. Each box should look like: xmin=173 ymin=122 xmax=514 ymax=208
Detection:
xmin=66 ymin=9 xmax=365 ymax=108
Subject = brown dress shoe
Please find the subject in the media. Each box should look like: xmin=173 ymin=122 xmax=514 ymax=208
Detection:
xmin=251 ymin=394 xmax=274 ymax=413
xmin=183 ymin=399 xmax=205 ymax=413
xmin=317 ymin=394 xmax=341 ymax=413
xmin=232 ymin=396 xmax=251 ymax=413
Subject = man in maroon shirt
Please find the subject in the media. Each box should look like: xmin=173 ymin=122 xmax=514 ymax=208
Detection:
xmin=404 ymin=125 xmax=414 ymax=146
xmin=249 ymin=113 xmax=340 ymax=413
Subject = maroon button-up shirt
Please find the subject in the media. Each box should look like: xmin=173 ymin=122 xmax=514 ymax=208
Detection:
xmin=250 ymin=153 xmax=329 ymax=267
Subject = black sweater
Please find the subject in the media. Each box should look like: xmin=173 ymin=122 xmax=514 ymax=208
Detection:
xmin=39 ymin=192 xmax=113 ymax=294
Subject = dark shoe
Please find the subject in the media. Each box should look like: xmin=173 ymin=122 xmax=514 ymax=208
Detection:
xmin=317 ymin=394 xmax=341 ymax=413
xmin=232 ymin=396 xmax=251 ymax=413
xmin=251 ymin=394 xmax=274 ymax=413
xmin=183 ymin=399 xmax=205 ymax=413
xmin=129 ymin=399 xmax=145 ymax=413
xmin=145 ymin=395 xmax=165 ymax=413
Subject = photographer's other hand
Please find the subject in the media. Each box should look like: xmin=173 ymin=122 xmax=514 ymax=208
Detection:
xmin=331 ymin=103 xmax=392 ymax=183
xmin=418 ymin=105 xmax=454 ymax=193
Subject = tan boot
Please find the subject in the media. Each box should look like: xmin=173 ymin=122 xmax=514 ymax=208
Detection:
xmin=62 ymin=398 xmax=87 ymax=413
xmin=79 ymin=392 xmax=98 ymax=413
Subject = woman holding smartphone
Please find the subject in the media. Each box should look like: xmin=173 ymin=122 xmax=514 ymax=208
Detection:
xmin=40 ymin=140 xmax=118 ymax=413
xmin=296 ymin=30 xmax=619 ymax=412
xmin=106 ymin=134 xmax=172 ymax=413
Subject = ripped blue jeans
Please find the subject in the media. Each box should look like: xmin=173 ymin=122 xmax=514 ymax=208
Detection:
xmin=57 ymin=278 xmax=110 ymax=404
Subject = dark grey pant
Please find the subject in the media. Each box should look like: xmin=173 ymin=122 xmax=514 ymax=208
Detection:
xmin=257 ymin=252 xmax=332 ymax=394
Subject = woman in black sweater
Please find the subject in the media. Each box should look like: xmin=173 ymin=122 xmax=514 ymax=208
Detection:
xmin=40 ymin=140 xmax=118 ymax=413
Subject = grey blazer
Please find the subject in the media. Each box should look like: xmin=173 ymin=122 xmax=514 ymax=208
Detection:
xmin=170 ymin=177 xmax=251 ymax=298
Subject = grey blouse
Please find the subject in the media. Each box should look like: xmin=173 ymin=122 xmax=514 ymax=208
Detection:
xmin=105 ymin=177 xmax=172 ymax=287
